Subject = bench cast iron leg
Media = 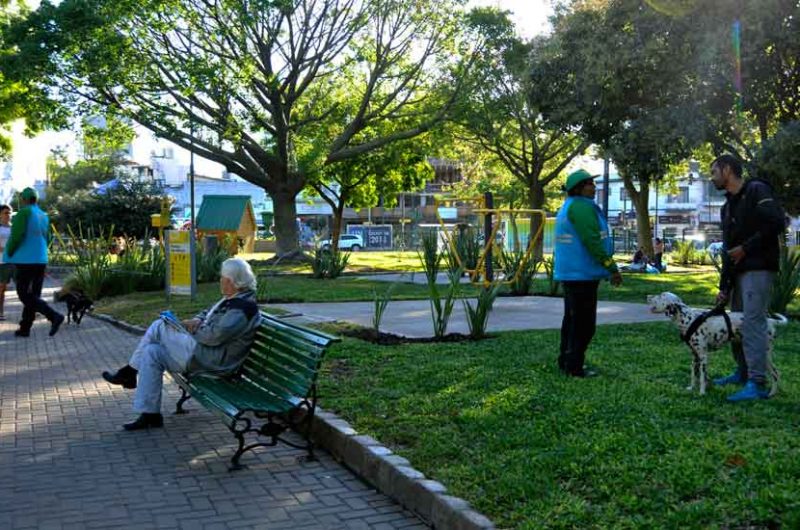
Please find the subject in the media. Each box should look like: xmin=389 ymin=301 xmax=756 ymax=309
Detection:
xmin=230 ymin=430 xmax=247 ymax=471
xmin=175 ymin=388 xmax=191 ymax=414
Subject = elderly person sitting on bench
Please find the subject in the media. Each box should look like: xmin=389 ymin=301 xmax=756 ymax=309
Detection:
xmin=102 ymin=257 xmax=261 ymax=430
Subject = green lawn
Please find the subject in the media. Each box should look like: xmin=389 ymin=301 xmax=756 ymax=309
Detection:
xmin=319 ymin=321 xmax=800 ymax=529
xmin=92 ymin=267 xmax=800 ymax=527
xmin=243 ymin=250 xmax=427 ymax=273
xmin=93 ymin=275 xmax=483 ymax=327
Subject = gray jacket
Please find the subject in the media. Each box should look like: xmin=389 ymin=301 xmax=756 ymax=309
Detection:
xmin=186 ymin=290 xmax=261 ymax=376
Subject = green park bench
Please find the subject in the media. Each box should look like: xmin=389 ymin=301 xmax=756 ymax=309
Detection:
xmin=170 ymin=312 xmax=340 ymax=470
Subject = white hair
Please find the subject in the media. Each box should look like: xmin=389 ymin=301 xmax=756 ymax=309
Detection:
xmin=220 ymin=258 xmax=257 ymax=291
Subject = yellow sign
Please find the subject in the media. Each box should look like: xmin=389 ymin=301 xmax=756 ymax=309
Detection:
xmin=168 ymin=230 xmax=193 ymax=296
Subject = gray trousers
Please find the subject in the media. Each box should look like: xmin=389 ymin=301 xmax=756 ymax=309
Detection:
xmin=129 ymin=319 xmax=196 ymax=414
xmin=729 ymin=270 xmax=775 ymax=384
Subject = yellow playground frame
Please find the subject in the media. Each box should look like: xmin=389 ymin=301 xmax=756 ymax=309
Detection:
xmin=434 ymin=195 xmax=546 ymax=287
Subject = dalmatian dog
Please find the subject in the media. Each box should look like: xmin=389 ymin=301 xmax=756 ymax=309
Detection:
xmin=647 ymin=291 xmax=786 ymax=396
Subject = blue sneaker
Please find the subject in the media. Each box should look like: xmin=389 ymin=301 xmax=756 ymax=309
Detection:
xmin=713 ymin=371 xmax=746 ymax=387
xmin=726 ymin=380 xmax=769 ymax=402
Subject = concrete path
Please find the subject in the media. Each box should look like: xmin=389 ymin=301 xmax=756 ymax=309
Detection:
xmin=268 ymin=296 xmax=664 ymax=338
xmin=0 ymin=287 xmax=426 ymax=529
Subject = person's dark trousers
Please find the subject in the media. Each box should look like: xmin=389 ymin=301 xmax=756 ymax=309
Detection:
xmin=558 ymin=280 xmax=600 ymax=376
xmin=15 ymin=264 xmax=59 ymax=333
xmin=654 ymin=253 xmax=663 ymax=271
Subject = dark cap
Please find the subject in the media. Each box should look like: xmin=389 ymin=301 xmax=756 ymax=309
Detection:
xmin=20 ymin=187 xmax=39 ymax=201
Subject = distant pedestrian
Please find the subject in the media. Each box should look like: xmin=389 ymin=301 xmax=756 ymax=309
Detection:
xmin=0 ymin=204 xmax=14 ymax=320
xmin=653 ymin=238 xmax=664 ymax=271
xmin=2 ymin=188 xmax=64 ymax=337
xmin=554 ymin=169 xmax=623 ymax=378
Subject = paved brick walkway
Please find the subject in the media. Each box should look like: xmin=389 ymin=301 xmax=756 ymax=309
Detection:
xmin=0 ymin=288 xmax=426 ymax=530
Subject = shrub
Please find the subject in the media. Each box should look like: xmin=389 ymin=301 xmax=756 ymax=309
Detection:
xmin=463 ymin=282 xmax=502 ymax=339
xmin=770 ymin=245 xmax=800 ymax=315
xmin=671 ymin=240 xmax=713 ymax=266
xmin=450 ymin=226 xmax=481 ymax=275
xmin=542 ymin=256 xmax=560 ymax=296
xmin=64 ymin=224 xmax=114 ymax=299
xmin=372 ymin=283 xmax=397 ymax=335
xmin=427 ymin=268 xmax=462 ymax=338
xmin=310 ymin=248 xmax=349 ymax=279
xmin=196 ymin=244 xmax=230 ymax=283
xmin=499 ymin=248 xmax=540 ymax=296
xmin=418 ymin=230 xmax=442 ymax=284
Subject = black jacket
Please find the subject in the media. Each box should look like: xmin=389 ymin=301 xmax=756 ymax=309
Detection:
xmin=719 ymin=178 xmax=785 ymax=292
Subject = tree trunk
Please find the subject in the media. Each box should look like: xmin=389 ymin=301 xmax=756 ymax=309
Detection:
xmin=331 ymin=198 xmax=346 ymax=251
xmin=527 ymin=184 xmax=546 ymax=260
xmin=629 ymin=181 xmax=654 ymax=257
xmin=271 ymin=189 xmax=302 ymax=258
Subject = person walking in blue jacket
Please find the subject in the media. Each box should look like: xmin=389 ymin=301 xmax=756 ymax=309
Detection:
xmin=3 ymin=187 xmax=64 ymax=337
xmin=554 ymin=170 xmax=622 ymax=377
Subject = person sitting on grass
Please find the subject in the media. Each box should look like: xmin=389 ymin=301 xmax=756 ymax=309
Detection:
xmin=101 ymin=257 xmax=261 ymax=430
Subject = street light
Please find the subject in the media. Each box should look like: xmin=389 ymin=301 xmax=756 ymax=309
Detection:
xmin=654 ymin=183 xmax=659 ymax=241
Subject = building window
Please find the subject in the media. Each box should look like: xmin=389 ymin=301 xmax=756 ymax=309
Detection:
xmin=667 ymin=186 xmax=689 ymax=203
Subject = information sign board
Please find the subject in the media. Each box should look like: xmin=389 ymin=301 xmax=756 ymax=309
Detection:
xmin=166 ymin=230 xmax=196 ymax=298
xmin=348 ymin=225 xmax=393 ymax=249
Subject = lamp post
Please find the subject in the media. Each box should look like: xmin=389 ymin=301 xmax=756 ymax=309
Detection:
xmin=654 ymin=183 xmax=659 ymax=241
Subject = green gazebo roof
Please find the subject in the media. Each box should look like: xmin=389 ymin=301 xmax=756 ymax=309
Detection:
xmin=196 ymin=195 xmax=255 ymax=231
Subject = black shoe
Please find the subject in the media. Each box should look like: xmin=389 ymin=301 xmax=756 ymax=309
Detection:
xmin=14 ymin=329 xmax=30 ymax=337
xmin=102 ymin=365 xmax=138 ymax=389
xmin=123 ymin=413 xmax=164 ymax=431
xmin=49 ymin=313 xmax=65 ymax=337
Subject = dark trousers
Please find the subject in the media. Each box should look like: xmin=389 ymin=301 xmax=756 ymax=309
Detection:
xmin=558 ymin=280 xmax=600 ymax=375
xmin=15 ymin=264 xmax=59 ymax=332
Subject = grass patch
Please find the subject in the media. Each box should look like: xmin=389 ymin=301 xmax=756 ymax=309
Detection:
xmin=94 ymin=269 xmax=799 ymax=328
xmin=320 ymin=321 xmax=800 ymax=529
xmin=244 ymin=250 xmax=426 ymax=274
xmin=93 ymin=276 xmax=484 ymax=326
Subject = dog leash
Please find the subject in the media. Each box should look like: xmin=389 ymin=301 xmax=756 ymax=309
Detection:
xmin=680 ymin=302 xmax=734 ymax=345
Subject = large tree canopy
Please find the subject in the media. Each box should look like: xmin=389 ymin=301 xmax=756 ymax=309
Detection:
xmin=453 ymin=8 xmax=588 ymax=255
xmin=3 ymin=0 xmax=476 ymax=256
xmin=533 ymin=0 xmax=716 ymax=252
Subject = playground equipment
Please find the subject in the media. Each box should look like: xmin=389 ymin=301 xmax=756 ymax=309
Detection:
xmin=435 ymin=192 xmax=546 ymax=287
xmin=150 ymin=197 xmax=172 ymax=244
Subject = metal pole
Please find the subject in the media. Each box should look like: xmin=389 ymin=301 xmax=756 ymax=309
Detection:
xmin=484 ymin=191 xmax=493 ymax=282
xmin=654 ymin=184 xmax=659 ymax=241
xmin=602 ymin=157 xmax=610 ymax=219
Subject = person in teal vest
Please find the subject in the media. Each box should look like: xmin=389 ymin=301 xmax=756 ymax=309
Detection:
xmin=554 ymin=170 xmax=622 ymax=377
xmin=3 ymin=187 xmax=64 ymax=337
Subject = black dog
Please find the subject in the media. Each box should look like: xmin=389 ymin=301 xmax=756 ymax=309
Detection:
xmin=56 ymin=291 xmax=94 ymax=325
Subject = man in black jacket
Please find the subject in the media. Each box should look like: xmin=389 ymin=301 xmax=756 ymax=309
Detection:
xmin=710 ymin=154 xmax=785 ymax=401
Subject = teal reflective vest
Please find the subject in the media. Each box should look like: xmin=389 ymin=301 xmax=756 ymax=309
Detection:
xmin=554 ymin=196 xmax=612 ymax=281
xmin=5 ymin=205 xmax=49 ymax=265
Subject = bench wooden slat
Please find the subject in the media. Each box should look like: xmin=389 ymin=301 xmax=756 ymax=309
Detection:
xmin=242 ymin=352 xmax=315 ymax=397
xmin=249 ymin=336 xmax=323 ymax=372
xmin=191 ymin=376 xmax=299 ymax=413
xmin=255 ymin=333 xmax=326 ymax=365
xmin=258 ymin=314 xmax=337 ymax=347
xmin=245 ymin=342 xmax=320 ymax=378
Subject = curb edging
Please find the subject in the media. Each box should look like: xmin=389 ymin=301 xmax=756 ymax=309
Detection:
xmin=89 ymin=312 xmax=495 ymax=530
xmin=309 ymin=411 xmax=495 ymax=529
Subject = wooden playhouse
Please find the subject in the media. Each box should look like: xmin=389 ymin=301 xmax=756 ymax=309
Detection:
xmin=195 ymin=195 xmax=257 ymax=254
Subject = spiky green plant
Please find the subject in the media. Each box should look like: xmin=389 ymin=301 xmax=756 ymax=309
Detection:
xmin=372 ymin=283 xmax=397 ymax=335
xmin=463 ymin=281 xmax=502 ymax=339
xmin=770 ymin=245 xmax=800 ymax=315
